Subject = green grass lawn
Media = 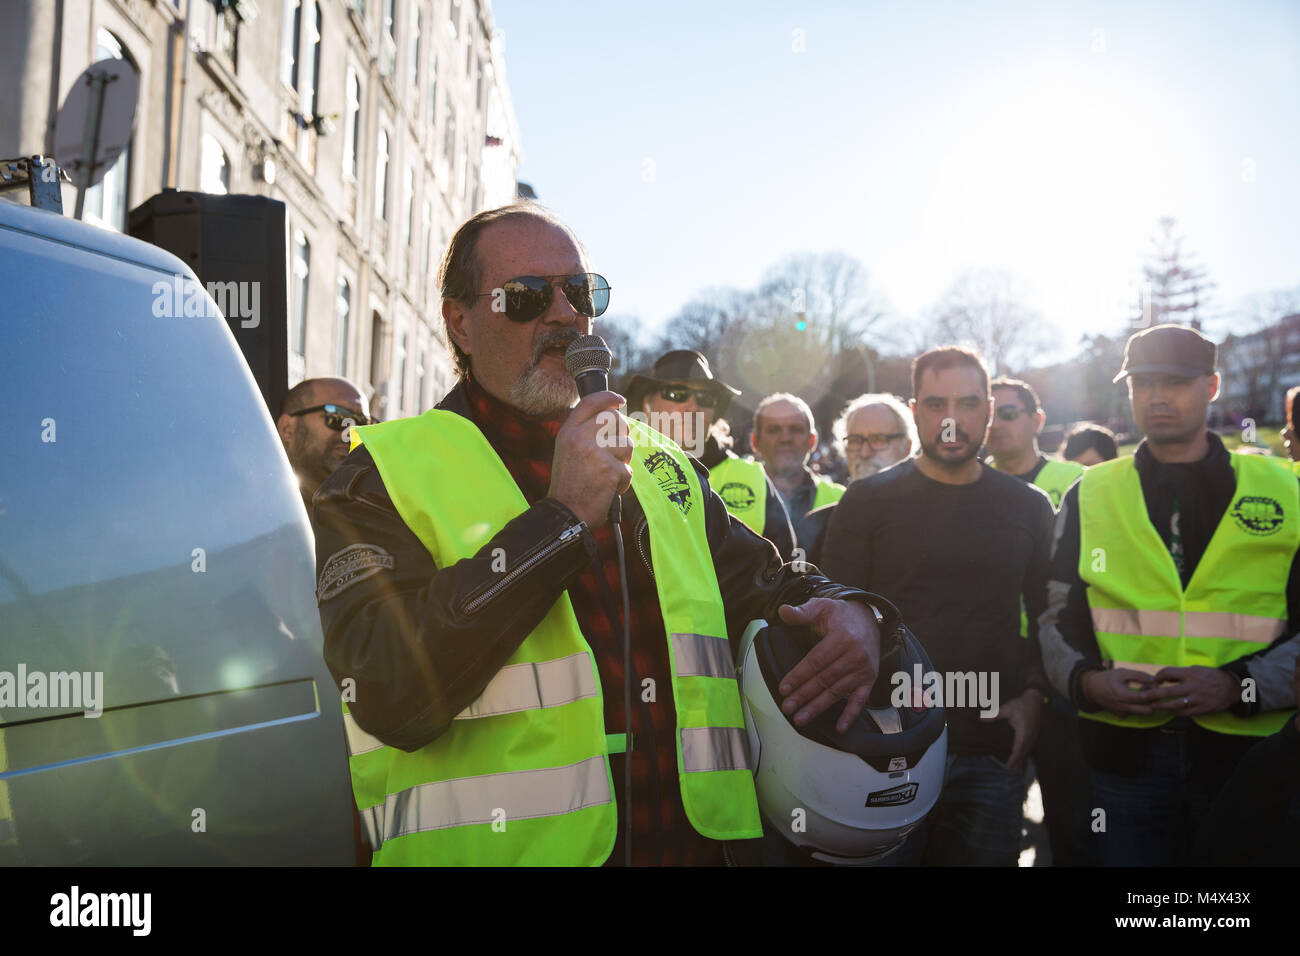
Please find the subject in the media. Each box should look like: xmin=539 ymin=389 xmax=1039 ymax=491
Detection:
xmin=1117 ymin=425 xmax=1286 ymax=458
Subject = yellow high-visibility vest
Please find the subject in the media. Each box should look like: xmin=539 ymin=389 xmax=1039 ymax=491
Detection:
xmin=342 ymin=410 xmax=761 ymax=865
xmin=1077 ymin=453 xmax=1299 ymax=736
xmin=708 ymin=456 xmax=769 ymax=534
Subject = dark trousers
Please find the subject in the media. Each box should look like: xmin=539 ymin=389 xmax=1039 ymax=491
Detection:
xmin=1032 ymin=688 xmax=1094 ymax=866
xmin=1088 ymin=720 xmax=1253 ymax=866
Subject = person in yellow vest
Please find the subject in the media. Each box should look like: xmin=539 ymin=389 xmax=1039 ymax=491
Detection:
xmin=311 ymin=203 xmax=891 ymax=866
xmin=750 ymin=392 xmax=844 ymax=560
xmin=1039 ymin=324 xmax=1300 ymax=866
xmin=986 ymin=377 xmax=1085 ymax=509
xmin=626 ymin=350 xmax=797 ymax=562
xmin=986 ymin=379 xmax=1093 ymax=866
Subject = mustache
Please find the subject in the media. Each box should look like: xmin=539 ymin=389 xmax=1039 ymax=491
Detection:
xmin=933 ymin=430 xmax=972 ymax=444
xmin=531 ymin=328 xmax=582 ymax=367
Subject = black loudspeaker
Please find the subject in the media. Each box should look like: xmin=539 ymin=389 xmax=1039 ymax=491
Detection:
xmin=128 ymin=190 xmax=289 ymax=418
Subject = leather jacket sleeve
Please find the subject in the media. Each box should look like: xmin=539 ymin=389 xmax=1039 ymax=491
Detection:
xmin=313 ymin=443 xmax=885 ymax=754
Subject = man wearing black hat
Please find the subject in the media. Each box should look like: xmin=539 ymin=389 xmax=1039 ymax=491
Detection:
xmin=628 ymin=350 xmax=796 ymax=562
xmin=1039 ymin=323 xmax=1300 ymax=865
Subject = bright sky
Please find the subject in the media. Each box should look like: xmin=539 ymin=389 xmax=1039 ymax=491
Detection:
xmin=493 ymin=0 xmax=1300 ymax=363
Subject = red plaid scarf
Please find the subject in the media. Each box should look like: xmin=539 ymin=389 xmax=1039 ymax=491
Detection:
xmin=463 ymin=375 xmax=725 ymax=866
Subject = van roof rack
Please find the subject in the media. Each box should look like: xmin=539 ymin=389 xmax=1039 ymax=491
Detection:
xmin=0 ymin=156 xmax=68 ymax=214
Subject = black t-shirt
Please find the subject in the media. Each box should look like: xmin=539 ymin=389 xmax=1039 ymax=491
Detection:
xmin=820 ymin=459 xmax=1055 ymax=757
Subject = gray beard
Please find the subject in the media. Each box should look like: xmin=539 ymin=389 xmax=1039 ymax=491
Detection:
xmin=509 ymin=363 xmax=579 ymax=417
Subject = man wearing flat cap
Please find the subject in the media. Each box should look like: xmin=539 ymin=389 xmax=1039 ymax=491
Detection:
xmin=627 ymin=350 xmax=796 ymax=561
xmin=1038 ymin=323 xmax=1300 ymax=865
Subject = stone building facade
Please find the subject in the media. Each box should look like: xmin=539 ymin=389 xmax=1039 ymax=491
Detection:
xmin=2 ymin=0 xmax=524 ymax=418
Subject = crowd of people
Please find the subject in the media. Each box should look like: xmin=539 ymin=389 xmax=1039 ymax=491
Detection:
xmin=280 ymin=201 xmax=1300 ymax=867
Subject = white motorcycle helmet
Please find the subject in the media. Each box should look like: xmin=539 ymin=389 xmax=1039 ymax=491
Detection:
xmin=737 ymin=597 xmax=947 ymax=865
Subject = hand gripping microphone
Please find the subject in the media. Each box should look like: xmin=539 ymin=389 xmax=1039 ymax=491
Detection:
xmin=564 ymin=333 xmax=635 ymax=864
xmin=564 ymin=334 xmax=621 ymax=525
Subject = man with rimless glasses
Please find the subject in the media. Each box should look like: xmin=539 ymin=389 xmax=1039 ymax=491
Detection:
xmin=277 ymin=377 xmax=373 ymax=515
xmin=310 ymin=203 xmax=892 ymax=866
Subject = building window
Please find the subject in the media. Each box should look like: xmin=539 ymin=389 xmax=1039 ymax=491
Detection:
xmin=448 ymin=0 xmax=460 ymax=36
xmin=84 ymin=30 xmax=134 ymax=232
xmin=410 ymin=8 xmax=420 ymax=92
xmin=214 ymin=0 xmax=241 ymax=66
xmin=336 ymin=277 xmax=352 ymax=375
xmin=420 ymin=198 xmax=431 ymax=277
xmin=426 ymin=50 xmax=437 ymax=127
xmin=443 ymin=96 xmax=455 ymax=164
xmin=292 ymin=229 xmax=311 ymax=358
xmin=281 ymin=0 xmax=301 ymax=88
xmin=344 ymin=70 xmax=361 ymax=181
xmin=416 ymin=343 xmax=427 ymax=412
xmin=302 ymin=2 xmax=322 ymax=118
xmin=403 ymin=167 xmax=414 ymax=250
xmin=375 ymin=129 xmax=390 ymax=220
xmin=200 ymin=136 xmax=230 ymax=194
xmin=394 ymin=328 xmax=408 ymax=412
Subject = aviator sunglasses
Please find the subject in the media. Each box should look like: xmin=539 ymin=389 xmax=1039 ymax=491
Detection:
xmin=475 ymin=273 xmax=611 ymax=323
xmin=289 ymin=404 xmax=374 ymax=431
xmin=658 ymin=385 xmax=720 ymax=409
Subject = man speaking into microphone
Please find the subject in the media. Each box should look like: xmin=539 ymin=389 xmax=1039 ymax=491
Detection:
xmin=312 ymin=203 xmax=891 ymax=866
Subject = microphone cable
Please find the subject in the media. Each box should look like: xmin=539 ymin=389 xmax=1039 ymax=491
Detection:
xmin=608 ymin=494 xmax=633 ymax=868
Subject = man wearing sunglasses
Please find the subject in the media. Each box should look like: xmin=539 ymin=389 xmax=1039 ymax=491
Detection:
xmin=310 ymin=203 xmax=892 ymax=867
xmin=627 ymin=350 xmax=796 ymax=563
xmin=277 ymin=377 xmax=372 ymax=515
xmin=982 ymin=377 xmax=1090 ymax=866
xmin=985 ymin=378 xmax=1084 ymax=510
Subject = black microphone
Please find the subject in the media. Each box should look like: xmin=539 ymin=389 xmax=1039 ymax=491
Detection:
xmin=564 ymin=334 xmax=622 ymax=526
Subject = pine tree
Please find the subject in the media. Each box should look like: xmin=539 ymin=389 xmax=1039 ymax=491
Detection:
xmin=1132 ymin=216 xmax=1216 ymax=330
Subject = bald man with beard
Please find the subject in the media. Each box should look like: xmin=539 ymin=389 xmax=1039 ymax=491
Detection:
xmin=276 ymin=377 xmax=373 ymax=516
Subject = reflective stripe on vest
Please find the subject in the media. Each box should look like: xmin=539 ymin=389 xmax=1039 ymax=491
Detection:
xmin=1077 ymin=453 xmax=1299 ymax=736
xmin=345 ymin=410 xmax=761 ymax=865
xmin=1032 ymin=459 xmax=1084 ymax=510
xmin=813 ymin=477 xmax=846 ymax=510
xmin=708 ymin=456 xmax=768 ymax=534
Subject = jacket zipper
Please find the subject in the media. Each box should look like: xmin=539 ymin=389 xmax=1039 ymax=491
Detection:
xmin=635 ymin=517 xmax=654 ymax=580
xmin=462 ymin=523 xmax=586 ymax=615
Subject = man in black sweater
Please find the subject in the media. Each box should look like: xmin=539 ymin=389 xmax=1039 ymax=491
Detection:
xmin=822 ymin=346 xmax=1054 ymax=866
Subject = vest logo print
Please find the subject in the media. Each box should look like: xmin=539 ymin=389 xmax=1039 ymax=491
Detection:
xmin=645 ymin=451 xmax=692 ymax=515
xmin=719 ymin=481 xmax=756 ymax=511
xmin=319 ymin=543 xmax=395 ymax=600
xmin=1230 ymin=495 xmax=1283 ymax=536
xmin=866 ymin=783 xmax=918 ymax=807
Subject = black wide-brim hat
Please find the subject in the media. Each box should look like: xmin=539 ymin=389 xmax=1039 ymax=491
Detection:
xmin=625 ymin=349 xmax=741 ymax=411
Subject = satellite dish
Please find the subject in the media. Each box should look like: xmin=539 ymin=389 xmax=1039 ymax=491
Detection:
xmin=52 ymin=58 xmax=139 ymax=217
